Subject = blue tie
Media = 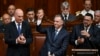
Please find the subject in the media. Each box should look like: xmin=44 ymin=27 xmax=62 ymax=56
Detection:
xmin=18 ymin=23 xmax=21 ymax=34
xmin=54 ymin=30 xmax=58 ymax=41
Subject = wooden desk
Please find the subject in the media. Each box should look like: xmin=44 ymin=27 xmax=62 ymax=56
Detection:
xmin=72 ymin=49 xmax=98 ymax=56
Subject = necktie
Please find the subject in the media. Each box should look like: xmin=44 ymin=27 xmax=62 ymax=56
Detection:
xmin=17 ymin=23 xmax=21 ymax=34
xmin=54 ymin=30 xmax=58 ymax=41
xmin=64 ymin=15 xmax=67 ymax=21
xmin=85 ymin=27 xmax=88 ymax=32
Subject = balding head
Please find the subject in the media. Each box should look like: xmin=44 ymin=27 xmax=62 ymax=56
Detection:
xmin=2 ymin=13 xmax=11 ymax=24
xmin=14 ymin=9 xmax=24 ymax=23
xmin=8 ymin=5 xmax=16 ymax=16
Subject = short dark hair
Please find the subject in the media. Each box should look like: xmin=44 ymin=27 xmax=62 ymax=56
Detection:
xmin=26 ymin=8 xmax=35 ymax=13
xmin=85 ymin=13 xmax=93 ymax=20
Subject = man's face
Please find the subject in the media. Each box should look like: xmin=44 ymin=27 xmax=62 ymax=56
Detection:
xmin=83 ymin=16 xmax=93 ymax=27
xmin=2 ymin=14 xmax=11 ymax=24
xmin=84 ymin=1 xmax=92 ymax=11
xmin=61 ymin=7 xmax=70 ymax=15
xmin=94 ymin=12 xmax=100 ymax=23
xmin=8 ymin=5 xmax=16 ymax=16
xmin=14 ymin=10 xmax=24 ymax=23
xmin=27 ymin=11 xmax=35 ymax=20
xmin=36 ymin=9 xmax=44 ymax=19
xmin=54 ymin=17 xmax=63 ymax=29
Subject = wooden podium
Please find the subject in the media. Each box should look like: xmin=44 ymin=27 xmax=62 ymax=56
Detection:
xmin=72 ymin=49 xmax=99 ymax=56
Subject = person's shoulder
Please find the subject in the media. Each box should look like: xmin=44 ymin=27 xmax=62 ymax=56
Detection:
xmin=22 ymin=21 xmax=29 ymax=25
xmin=90 ymin=10 xmax=94 ymax=12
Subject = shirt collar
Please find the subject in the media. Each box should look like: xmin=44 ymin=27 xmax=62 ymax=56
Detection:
xmin=55 ymin=26 xmax=62 ymax=32
xmin=28 ymin=18 xmax=35 ymax=22
xmin=62 ymin=13 xmax=69 ymax=17
xmin=15 ymin=21 xmax=22 ymax=26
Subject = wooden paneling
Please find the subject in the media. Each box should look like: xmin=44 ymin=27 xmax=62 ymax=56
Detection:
xmin=68 ymin=0 xmax=84 ymax=14
xmin=0 ymin=0 xmax=100 ymax=17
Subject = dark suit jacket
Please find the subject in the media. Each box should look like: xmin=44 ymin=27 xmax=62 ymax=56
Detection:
xmin=71 ymin=24 xmax=100 ymax=49
xmin=4 ymin=21 xmax=33 ymax=56
xmin=61 ymin=14 xmax=76 ymax=22
xmin=0 ymin=24 xmax=7 ymax=33
xmin=36 ymin=25 xmax=69 ymax=56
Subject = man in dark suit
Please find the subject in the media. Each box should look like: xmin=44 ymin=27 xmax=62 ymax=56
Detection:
xmin=25 ymin=8 xmax=36 ymax=23
xmin=4 ymin=9 xmax=33 ymax=56
xmin=36 ymin=14 xmax=69 ymax=56
xmin=0 ymin=13 xmax=11 ymax=33
xmin=60 ymin=1 xmax=76 ymax=23
xmin=71 ymin=13 xmax=100 ymax=49
xmin=94 ymin=10 xmax=100 ymax=55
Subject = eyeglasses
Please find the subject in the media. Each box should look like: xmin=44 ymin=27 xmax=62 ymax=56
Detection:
xmin=62 ymin=8 xmax=69 ymax=10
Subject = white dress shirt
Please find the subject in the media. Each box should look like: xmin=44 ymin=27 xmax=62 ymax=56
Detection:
xmin=15 ymin=21 xmax=22 ymax=30
xmin=81 ymin=9 xmax=94 ymax=18
xmin=62 ymin=13 xmax=69 ymax=20
xmin=11 ymin=16 xmax=15 ymax=22
xmin=75 ymin=25 xmax=91 ymax=45
xmin=37 ymin=19 xmax=42 ymax=25
xmin=28 ymin=18 xmax=35 ymax=22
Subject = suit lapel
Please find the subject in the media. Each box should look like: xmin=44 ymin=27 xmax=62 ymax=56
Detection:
xmin=51 ymin=27 xmax=55 ymax=42
xmin=88 ymin=26 xmax=93 ymax=35
xmin=79 ymin=24 xmax=84 ymax=37
xmin=54 ymin=27 xmax=64 ymax=42
xmin=20 ymin=22 xmax=25 ymax=34
xmin=12 ymin=22 xmax=19 ymax=36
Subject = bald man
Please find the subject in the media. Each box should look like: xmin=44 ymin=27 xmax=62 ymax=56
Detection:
xmin=7 ymin=4 xmax=16 ymax=21
xmin=2 ymin=13 xmax=11 ymax=24
xmin=0 ymin=13 xmax=11 ymax=33
xmin=4 ymin=9 xmax=33 ymax=56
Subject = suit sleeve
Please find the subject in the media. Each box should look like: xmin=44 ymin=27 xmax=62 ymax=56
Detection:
xmin=54 ymin=33 xmax=69 ymax=56
xmin=25 ymin=23 xmax=33 ymax=45
xmin=70 ymin=26 xmax=78 ymax=46
xmin=88 ymin=28 xmax=100 ymax=46
xmin=4 ymin=24 xmax=17 ymax=45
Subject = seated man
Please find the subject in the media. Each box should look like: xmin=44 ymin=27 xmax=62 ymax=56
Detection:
xmin=0 ymin=13 xmax=11 ymax=33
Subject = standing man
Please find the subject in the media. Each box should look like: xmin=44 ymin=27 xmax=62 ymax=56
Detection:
xmin=94 ymin=10 xmax=100 ymax=55
xmin=7 ymin=4 xmax=16 ymax=21
xmin=81 ymin=0 xmax=94 ymax=17
xmin=60 ymin=1 xmax=76 ymax=23
xmin=25 ymin=8 xmax=36 ymax=23
xmin=4 ymin=9 xmax=33 ymax=56
xmin=37 ymin=14 xmax=69 ymax=56
xmin=71 ymin=13 xmax=100 ymax=49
